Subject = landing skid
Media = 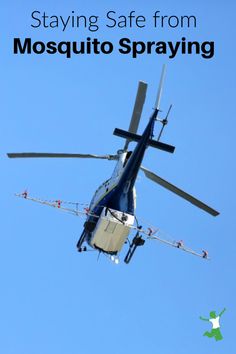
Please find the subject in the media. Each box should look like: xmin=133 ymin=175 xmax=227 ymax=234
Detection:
xmin=76 ymin=231 xmax=87 ymax=250
xmin=78 ymin=246 xmax=87 ymax=252
xmin=124 ymin=229 xmax=145 ymax=264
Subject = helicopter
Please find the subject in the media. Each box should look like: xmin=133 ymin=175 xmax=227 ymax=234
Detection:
xmin=7 ymin=65 xmax=219 ymax=264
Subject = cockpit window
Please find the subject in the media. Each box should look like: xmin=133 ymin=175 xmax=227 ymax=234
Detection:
xmin=89 ymin=178 xmax=111 ymax=207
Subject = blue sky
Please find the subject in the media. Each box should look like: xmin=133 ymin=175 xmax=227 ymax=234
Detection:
xmin=1 ymin=1 xmax=235 ymax=353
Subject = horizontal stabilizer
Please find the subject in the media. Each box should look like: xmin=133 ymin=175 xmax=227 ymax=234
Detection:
xmin=113 ymin=128 xmax=175 ymax=154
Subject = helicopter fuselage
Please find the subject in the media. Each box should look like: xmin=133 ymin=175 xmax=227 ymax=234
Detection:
xmin=77 ymin=109 xmax=157 ymax=254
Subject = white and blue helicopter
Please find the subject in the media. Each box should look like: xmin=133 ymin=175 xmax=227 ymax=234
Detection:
xmin=7 ymin=66 xmax=219 ymax=264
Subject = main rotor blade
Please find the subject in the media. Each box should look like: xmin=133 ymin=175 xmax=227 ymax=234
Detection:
xmin=140 ymin=166 xmax=219 ymax=217
xmin=7 ymin=153 xmax=117 ymax=160
xmin=154 ymin=64 xmax=166 ymax=110
xmin=124 ymin=81 xmax=147 ymax=150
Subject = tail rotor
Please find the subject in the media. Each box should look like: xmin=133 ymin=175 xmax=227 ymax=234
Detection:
xmin=157 ymin=104 xmax=172 ymax=141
